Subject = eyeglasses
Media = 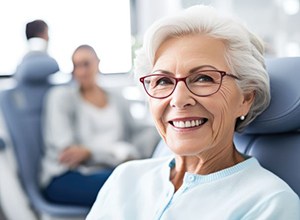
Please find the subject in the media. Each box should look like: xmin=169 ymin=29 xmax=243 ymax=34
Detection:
xmin=139 ymin=70 xmax=239 ymax=99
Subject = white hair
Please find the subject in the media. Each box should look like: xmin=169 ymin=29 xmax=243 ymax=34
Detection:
xmin=134 ymin=5 xmax=270 ymax=132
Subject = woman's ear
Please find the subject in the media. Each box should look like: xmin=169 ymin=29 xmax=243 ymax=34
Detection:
xmin=240 ymin=91 xmax=255 ymax=116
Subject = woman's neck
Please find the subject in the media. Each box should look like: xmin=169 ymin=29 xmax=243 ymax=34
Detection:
xmin=170 ymin=145 xmax=244 ymax=191
xmin=80 ymin=85 xmax=107 ymax=108
xmin=80 ymin=83 xmax=99 ymax=93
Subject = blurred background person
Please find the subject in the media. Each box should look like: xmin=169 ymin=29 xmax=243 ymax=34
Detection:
xmin=40 ymin=44 xmax=159 ymax=207
xmin=14 ymin=19 xmax=58 ymax=79
xmin=25 ymin=19 xmax=49 ymax=53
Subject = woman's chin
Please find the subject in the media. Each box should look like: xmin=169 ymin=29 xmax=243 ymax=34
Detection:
xmin=167 ymin=142 xmax=204 ymax=156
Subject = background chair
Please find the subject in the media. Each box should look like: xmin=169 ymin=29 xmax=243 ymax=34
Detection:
xmin=0 ymin=139 xmax=7 ymax=220
xmin=234 ymin=57 xmax=300 ymax=197
xmin=0 ymin=130 xmax=38 ymax=220
xmin=0 ymin=51 xmax=89 ymax=219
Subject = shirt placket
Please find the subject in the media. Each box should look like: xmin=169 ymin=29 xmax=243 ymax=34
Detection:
xmin=154 ymin=173 xmax=198 ymax=220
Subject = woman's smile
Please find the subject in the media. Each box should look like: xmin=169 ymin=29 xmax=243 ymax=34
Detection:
xmin=168 ymin=117 xmax=208 ymax=129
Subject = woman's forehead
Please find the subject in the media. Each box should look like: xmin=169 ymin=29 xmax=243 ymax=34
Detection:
xmin=153 ymin=34 xmax=228 ymax=72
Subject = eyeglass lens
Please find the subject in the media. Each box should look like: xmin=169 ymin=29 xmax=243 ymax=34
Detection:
xmin=143 ymin=70 xmax=223 ymax=98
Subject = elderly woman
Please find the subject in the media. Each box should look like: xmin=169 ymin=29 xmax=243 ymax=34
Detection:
xmin=86 ymin=5 xmax=300 ymax=219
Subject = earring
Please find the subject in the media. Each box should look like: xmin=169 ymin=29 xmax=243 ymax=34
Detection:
xmin=240 ymin=115 xmax=245 ymax=121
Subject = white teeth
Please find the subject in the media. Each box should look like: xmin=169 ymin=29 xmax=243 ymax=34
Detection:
xmin=173 ymin=119 xmax=205 ymax=128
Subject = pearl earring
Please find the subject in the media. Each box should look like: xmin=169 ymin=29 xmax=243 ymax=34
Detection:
xmin=240 ymin=115 xmax=245 ymax=120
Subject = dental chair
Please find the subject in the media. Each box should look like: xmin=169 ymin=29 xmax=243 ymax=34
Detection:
xmin=0 ymin=52 xmax=89 ymax=219
xmin=234 ymin=57 xmax=300 ymax=197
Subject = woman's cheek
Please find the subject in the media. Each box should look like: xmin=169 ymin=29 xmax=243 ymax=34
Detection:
xmin=149 ymin=100 xmax=167 ymax=140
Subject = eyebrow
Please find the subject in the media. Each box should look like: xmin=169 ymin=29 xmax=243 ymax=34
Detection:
xmin=152 ymin=65 xmax=219 ymax=75
xmin=152 ymin=69 xmax=173 ymax=75
xmin=189 ymin=65 xmax=218 ymax=73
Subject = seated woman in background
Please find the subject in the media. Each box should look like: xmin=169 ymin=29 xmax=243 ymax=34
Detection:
xmin=86 ymin=5 xmax=300 ymax=219
xmin=40 ymin=45 xmax=158 ymax=207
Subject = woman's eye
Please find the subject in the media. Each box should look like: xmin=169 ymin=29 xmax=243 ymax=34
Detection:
xmin=155 ymin=77 xmax=173 ymax=86
xmin=194 ymin=74 xmax=214 ymax=82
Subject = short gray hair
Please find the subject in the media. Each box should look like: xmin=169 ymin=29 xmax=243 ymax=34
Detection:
xmin=134 ymin=5 xmax=270 ymax=132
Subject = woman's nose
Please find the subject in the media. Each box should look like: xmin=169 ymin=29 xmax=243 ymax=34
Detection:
xmin=170 ymin=81 xmax=196 ymax=108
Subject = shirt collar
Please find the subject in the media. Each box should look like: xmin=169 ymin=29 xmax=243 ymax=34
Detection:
xmin=28 ymin=37 xmax=48 ymax=52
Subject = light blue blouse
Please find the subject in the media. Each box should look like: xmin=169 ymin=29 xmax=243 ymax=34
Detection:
xmin=87 ymin=157 xmax=300 ymax=220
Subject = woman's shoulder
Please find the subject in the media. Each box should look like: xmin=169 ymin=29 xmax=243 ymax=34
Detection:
xmin=104 ymin=88 xmax=125 ymax=102
xmin=44 ymin=85 xmax=81 ymax=111
xmin=103 ymin=88 xmax=131 ymax=114
xmin=243 ymin=157 xmax=297 ymax=196
xmin=48 ymin=84 xmax=76 ymax=96
xmin=46 ymin=84 xmax=80 ymax=101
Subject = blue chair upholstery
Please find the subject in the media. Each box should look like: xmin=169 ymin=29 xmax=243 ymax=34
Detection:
xmin=0 ymin=138 xmax=5 ymax=151
xmin=0 ymin=52 xmax=89 ymax=218
xmin=234 ymin=57 xmax=300 ymax=196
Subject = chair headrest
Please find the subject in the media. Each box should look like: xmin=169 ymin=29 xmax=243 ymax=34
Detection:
xmin=15 ymin=52 xmax=59 ymax=84
xmin=244 ymin=57 xmax=300 ymax=134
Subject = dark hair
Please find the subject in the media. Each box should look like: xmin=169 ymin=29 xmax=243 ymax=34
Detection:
xmin=25 ymin=19 xmax=48 ymax=40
